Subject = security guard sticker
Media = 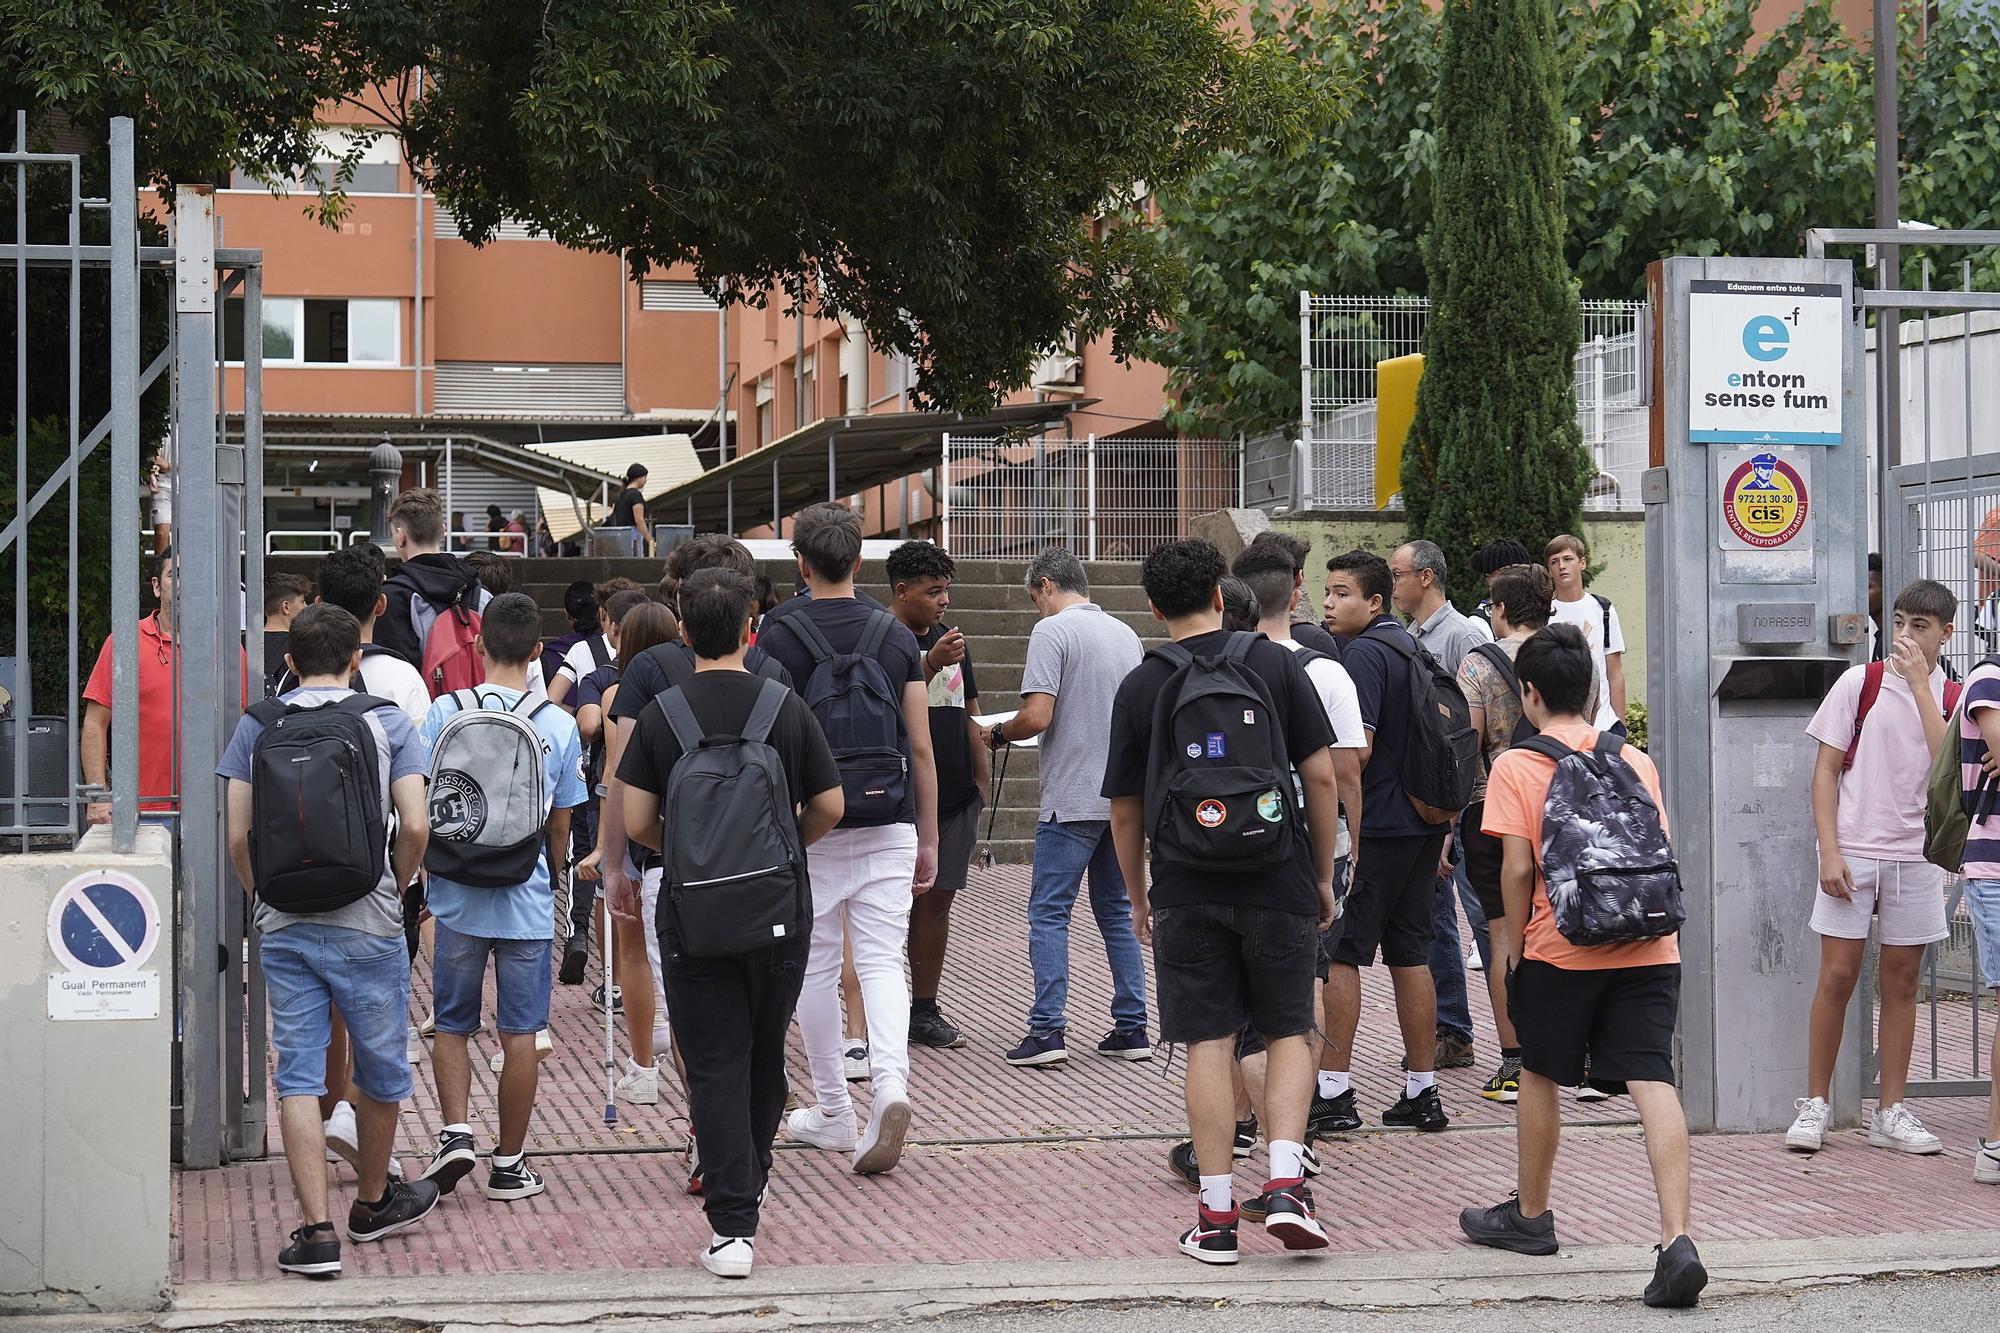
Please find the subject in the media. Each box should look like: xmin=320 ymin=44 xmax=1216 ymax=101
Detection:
xmin=1256 ymin=790 xmax=1285 ymax=823
xmin=1720 ymin=449 xmax=1809 ymax=549
xmin=1195 ymin=799 xmax=1227 ymax=828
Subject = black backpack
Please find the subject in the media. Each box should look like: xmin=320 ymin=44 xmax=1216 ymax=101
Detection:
xmin=1468 ymin=641 xmax=1539 ymax=748
xmin=655 ymin=639 xmax=786 ymax=690
xmin=786 ymin=610 xmax=910 ymax=823
xmin=1363 ymin=625 xmax=1478 ymax=824
xmin=1291 ymin=618 xmax=1344 ymax=663
xmin=1514 ymin=731 xmax=1684 ymax=945
xmin=654 ymin=679 xmax=810 ymax=956
xmin=246 ymin=694 xmax=390 ymax=914
xmin=1144 ymin=632 xmax=1297 ymax=870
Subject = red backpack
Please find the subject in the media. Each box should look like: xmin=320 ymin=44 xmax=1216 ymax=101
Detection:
xmin=1843 ymin=660 xmax=1962 ymax=772
xmin=422 ymin=605 xmax=485 ymax=698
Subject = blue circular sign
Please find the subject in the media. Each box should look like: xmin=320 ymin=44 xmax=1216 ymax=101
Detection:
xmin=47 ymin=871 xmax=159 ymax=973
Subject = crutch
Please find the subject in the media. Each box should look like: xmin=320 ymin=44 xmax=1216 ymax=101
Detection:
xmin=602 ymin=875 xmax=619 ymax=1128
xmin=980 ymin=739 xmax=1011 ymax=868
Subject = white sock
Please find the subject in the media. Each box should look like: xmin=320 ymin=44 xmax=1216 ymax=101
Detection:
xmin=1198 ymin=1174 xmax=1233 ymax=1213
xmin=1319 ymin=1071 xmax=1349 ymax=1098
xmin=1405 ymin=1070 xmax=1436 ymax=1099
xmin=442 ymin=1122 xmax=472 ymax=1137
xmin=492 ymin=1149 xmax=524 ymax=1169
xmin=1269 ymin=1139 xmax=1305 ymax=1181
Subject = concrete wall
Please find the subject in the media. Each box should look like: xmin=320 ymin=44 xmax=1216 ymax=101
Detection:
xmin=1269 ymin=511 xmax=1649 ymax=708
xmin=1 ymin=826 xmax=174 ymax=1313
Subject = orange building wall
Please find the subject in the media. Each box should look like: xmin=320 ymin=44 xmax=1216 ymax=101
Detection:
xmin=430 ymin=239 xmax=622 ymax=364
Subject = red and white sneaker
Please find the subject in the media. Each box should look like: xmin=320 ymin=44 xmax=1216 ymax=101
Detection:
xmin=1255 ymin=1178 xmax=1328 ymax=1250
xmin=1178 ymin=1206 xmax=1240 ymax=1265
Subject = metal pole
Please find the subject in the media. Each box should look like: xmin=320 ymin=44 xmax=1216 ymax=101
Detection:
xmin=1875 ymin=0 xmax=1901 ymax=556
xmin=772 ymin=453 xmax=780 ymax=538
xmin=727 ymin=476 xmax=734 ymax=535
xmin=827 ymin=431 xmax=836 ymax=503
xmin=443 ymin=435 xmax=454 ymax=550
xmin=11 ymin=113 xmax=25 ymax=846
xmin=716 ymin=300 xmax=729 ymax=469
xmin=243 ymin=265 xmax=264 ymax=708
xmin=108 ymin=119 xmax=140 ymax=850
xmin=940 ymin=433 xmax=952 ymax=551
xmin=1087 ymin=434 xmax=1099 ymax=561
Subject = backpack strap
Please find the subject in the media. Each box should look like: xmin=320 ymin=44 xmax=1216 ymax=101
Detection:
xmin=785 ymin=611 xmax=837 ymax=664
xmin=857 ymin=608 xmax=896 ymax=659
xmin=1591 ymin=730 xmax=1625 ymax=761
xmin=587 ymin=634 xmax=612 ymax=669
xmin=332 ymin=693 xmax=390 ymax=718
xmin=1471 ymin=641 xmax=1521 ymax=695
xmin=1150 ymin=640 xmax=1196 ymax=672
xmin=742 ymin=676 xmax=789 ymax=746
xmin=1362 ymin=623 xmax=1417 ymax=662
xmin=658 ymin=686 xmax=707 ymax=753
xmin=247 ymin=698 xmax=290 ymax=727
xmin=1513 ymin=735 xmax=1573 ymax=764
xmin=746 ymin=644 xmax=783 ymax=681
xmin=510 ymin=690 xmax=553 ymax=723
xmin=1842 ymin=661 xmax=1886 ymax=773
xmin=1944 ymin=679 xmax=1965 ymax=716
xmin=1592 ymin=593 xmax=1613 ymax=647
xmin=1222 ymin=630 xmax=1260 ymax=662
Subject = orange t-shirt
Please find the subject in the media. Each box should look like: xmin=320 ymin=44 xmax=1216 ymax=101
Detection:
xmin=1481 ymin=718 xmax=1681 ymax=971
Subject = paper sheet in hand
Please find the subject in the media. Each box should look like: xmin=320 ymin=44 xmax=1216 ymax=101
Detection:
xmin=972 ymin=709 xmax=1039 ymax=749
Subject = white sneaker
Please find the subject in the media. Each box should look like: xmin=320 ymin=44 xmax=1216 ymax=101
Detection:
xmin=1975 ymin=1138 xmax=2000 ymax=1184
xmin=405 ymin=1025 xmax=425 ymax=1065
xmin=418 ymin=1011 xmax=435 ymax=1038
xmin=323 ymin=1101 xmax=360 ymax=1171
xmin=1465 ymin=949 xmax=1484 ymax=973
xmin=616 ymin=1058 xmax=661 ymax=1106
xmin=853 ymin=1085 xmax=911 ymax=1175
xmin=786 ymin=1105 xmax=859 ymax=1151
xmin=843 ymin=1039 xmax=870 ymax=1083
xmin=701 ymin=1234 xmax=754 ymax=1278
xmin=1869 ymin=1102 xmax=1944 ymax=1155
xmin=489 ymin=1029 xmax=556 ymax=1073
xmin=1785 ymin=1096 xmax=1829 ymax=1152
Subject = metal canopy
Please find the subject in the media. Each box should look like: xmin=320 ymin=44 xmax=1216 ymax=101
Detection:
xmin=258 ymin=429 xmax=624 ymax=493
xmin=655 ymin=399 xmax=1096 ymax=533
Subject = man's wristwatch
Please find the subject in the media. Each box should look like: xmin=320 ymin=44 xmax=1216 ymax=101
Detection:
xmin=988 ymin=721 xmax=1008 ymax=751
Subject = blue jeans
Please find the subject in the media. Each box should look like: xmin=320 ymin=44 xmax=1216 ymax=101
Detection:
xmin=260 ymin=924 xmax=412 ymax=1103
xmin=432 ymin=921 xmax=554 ymax=1036
xmin=1429 ymin=872 xmax=1474 ymax=1042
xmin=1455 ymin=863 xmax=1492 ymax=970
xmin=1028 ymin=819 xmax=1148 ymax=1036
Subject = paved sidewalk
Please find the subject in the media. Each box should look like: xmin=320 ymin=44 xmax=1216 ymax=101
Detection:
xmin=174 ymin=867 xmax=2000 ymax=1283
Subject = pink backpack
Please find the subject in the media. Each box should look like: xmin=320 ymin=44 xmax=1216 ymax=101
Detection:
xmin=421 ymin=605 xmax=485 ymax=698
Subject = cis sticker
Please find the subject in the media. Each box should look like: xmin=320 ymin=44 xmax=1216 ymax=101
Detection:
xmin=1195 ymin=799 xmax=1227 ymax=828
xmin=1722 ymin=456 xmax=1808 ymax=549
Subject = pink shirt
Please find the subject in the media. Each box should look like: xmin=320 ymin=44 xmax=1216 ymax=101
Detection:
xmin=1804 ymin=662 xmax=1948 ymax=862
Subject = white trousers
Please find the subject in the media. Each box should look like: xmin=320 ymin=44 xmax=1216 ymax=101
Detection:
xmin=639 ymin=866 xmax=673 ymax=1053
xmin=799 ymin=823 xmax=918 ymax=1117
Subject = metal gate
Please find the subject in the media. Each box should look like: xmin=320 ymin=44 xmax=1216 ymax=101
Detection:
xmin=1827 ymin=226 xmax=2000 ymax=1099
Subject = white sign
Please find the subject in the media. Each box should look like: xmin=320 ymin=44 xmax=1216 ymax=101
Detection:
xmin=48 ymin=971 xmax=161 ymax=1021
xmin=46 ymin=870 xmax=161 ymax=974
xmin=1688 ymin=279 xmax=1844 ymax=446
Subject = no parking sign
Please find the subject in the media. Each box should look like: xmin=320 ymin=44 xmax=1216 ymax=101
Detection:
xmin=46 ymin=870 xmax=162 ymax=1021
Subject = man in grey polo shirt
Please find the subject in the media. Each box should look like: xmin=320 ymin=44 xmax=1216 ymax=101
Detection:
xmin=1389 ymin=539 xmax=1492 ymax=1072
xmin=979 ymin=548 xmax=1150 ymax=1068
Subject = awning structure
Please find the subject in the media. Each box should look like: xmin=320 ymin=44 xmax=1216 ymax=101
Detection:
xmin=652 ymin=399 xmax=1095 ymax=534
xmin=526 ymin=434 xmax=704 ymax=541
xmin=259 ymin=430 xmax=625 ymax=494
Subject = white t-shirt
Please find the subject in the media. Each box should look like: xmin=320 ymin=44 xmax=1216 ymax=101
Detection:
xmin=358 ymin=651 xmax=432 ymax=725
xmin=1804 ymin=661 xmax=1949 ymax=862
xmin=1281 ymin=638 xmax=1366 ymax=861
xmin=556 ymin=633 xmax=614 ymax=686
xmin=1550 ymin=591 xmax=1625 ymax=730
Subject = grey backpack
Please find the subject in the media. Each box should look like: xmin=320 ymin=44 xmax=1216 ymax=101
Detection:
xmin=424 ymin=688 xmax=551 ymax=887
xmin=1514 ymin=732 xmax=1684 ymax=945
xmin=655 ymin=678 xmax=809 ymax=957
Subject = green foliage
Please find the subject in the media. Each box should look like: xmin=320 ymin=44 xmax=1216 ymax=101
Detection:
xmin=1403 ymin=0 xmax=1590 ymax=609
xmin=4 ymin=1 xmax=1324 ymax=415
xmin=1623 ymin=699 xmax=1649 ymax=751
xmin=1152 ymin=0 xmax=2000 ymax=439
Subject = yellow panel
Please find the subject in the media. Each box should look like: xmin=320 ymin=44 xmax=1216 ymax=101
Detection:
xmin=1375 ymin=353 xmax=1424 ymax=511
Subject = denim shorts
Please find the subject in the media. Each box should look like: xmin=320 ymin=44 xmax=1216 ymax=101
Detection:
xmin=260 ymin=924 xmax=413 ymax=1103
xmin=1150 ymin=901 xmax=1318 ymax=1045
xmin=432 ymin=920 xmax=554 ymax=1035
xmin=1962 ymin=878 xmax=2000 ymax=991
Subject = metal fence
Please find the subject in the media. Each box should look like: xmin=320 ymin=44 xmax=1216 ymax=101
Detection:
xmin=1293 ymin=293 xmax=1649 ymax=513
xmin=939 ymin=433 xmax=1239 ymax=560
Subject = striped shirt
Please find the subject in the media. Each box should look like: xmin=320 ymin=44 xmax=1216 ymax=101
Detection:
xmin=1960 ymin=662 xmax=2000 ymax=878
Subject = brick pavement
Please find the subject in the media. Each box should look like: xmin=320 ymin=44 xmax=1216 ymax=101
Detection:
xmin=175 ymin=866 xmax=2000 ymax=1283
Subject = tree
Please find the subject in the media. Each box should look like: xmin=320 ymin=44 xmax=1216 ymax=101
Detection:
xmin=2 ymin=1 xmax=1323 ymax=415
xmin=1402 ymin=0 xmax=1589 ymax=606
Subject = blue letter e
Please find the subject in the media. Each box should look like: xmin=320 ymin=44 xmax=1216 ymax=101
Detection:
xmin=1742 ymin=315 xmax=1789 ymax=361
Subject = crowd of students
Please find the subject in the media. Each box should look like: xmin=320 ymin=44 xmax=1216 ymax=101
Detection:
xmin=195 ymin=483 xmax=2000 ymax=1310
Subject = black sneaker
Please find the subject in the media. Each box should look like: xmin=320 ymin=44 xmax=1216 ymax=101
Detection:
xmin=276 ymin=1221 xmax=341 ymax=1277
xmin=1232 ymin=1116 xmax=1258 ymax=1158
xmin=1383 ymin=1085 xmax=1449 ymax=1131
xmin=592 ymin=982 xmax=623 ymax=1015
xmin=1307 ymin=1089 xmax=1360 ymax=1138
xmin=558 ymin=933 xmax=588 ymax=985
xmin=1459 ymin=1194 xmax=1559 ymax=1256
xmin=484 ymin=1155 xmax=547 ymax=1201
xmin=1095 ymin=1026 xmax=1154 ymax=1061
xmin=1178 ymin=1206 xmax=1240 ymax=1265
xmin=910 ymin=1004 xmax=968 ymax=1050
xmin=1256 ymin=1180 xmax=1329 ymax=1250
xmin=346 ymin=1179 xmax=442 ymax=1243
xmin=419 ymin=1130 xmax=477 ymax=1195
xmin=1167 ymin=1140 xmax=1200 ymax=1191
xmin=1643 ymin=1235 xmax=1708 ymax=1308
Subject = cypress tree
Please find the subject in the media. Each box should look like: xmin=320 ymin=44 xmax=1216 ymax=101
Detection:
xmin=1402 ymin=0 xmax=1592 ymax=607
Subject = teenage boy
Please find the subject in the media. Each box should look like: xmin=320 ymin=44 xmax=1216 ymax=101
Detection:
xmin=1244 ymin=531 xmax=1346 ymax=659
xmin=417 ymin=593 xmax=589 ymax=1203
xmin=1545 ymin=534 xmax=1626 ymax=734
xmin=564 ymin=587 xmax=653 ymax=985
xmin=759 ymin=502 xmax=939 ymax=1175
xmin=982 ymin=547 xmax=1150 ymax=1066
xmin=1788 ymin=580 xmax=1959 ymax=1155
xmin=621 ymin=569 xmax=846 ymax=1277
xmin=377 ymin=488 xmax=489 ymax=671
xmin=887 ymin=540 xmax=991 ymax=1050
xmin=316 ymin=546 xmax=431 ymax=725
xmin=1461 ymin=625 xmax=1705 ymax=1309
xmin=1105 ymin=539 xmax=1341 ymax=1263
xmin=1955 ymin=646 xmax=2000 ymax=1183
xmin=261 ymin=571 xmax=312 ymax=695
xmin=217 ymin=604 xmax=439 ymax=1276
xmin=549 ymin=578 xmax=640 ymax=707
xmin=1317 ymin=550 xmax=1450 ymax=1133
xmin=539 ymin=579 xmax=601 ymax=687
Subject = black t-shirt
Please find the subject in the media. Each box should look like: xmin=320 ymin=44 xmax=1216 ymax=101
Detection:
xmin=1102 ymin=629 xmax=1333 ymax=913
xmin=757 ymin=596 xmax=926 ymax=826
xmin=617 ymin=672 xmax=842 ymax=825
xmin=1290 ymin=618 xmax=1344 ymax=660
xmin=610 ymin=641 xmax=793 ymax=728
xmin=262 ymin=630 xmax=292 ymax=696
xmin=609 ymin=486 xmax=645 ymax=527
xmin=914 ymin=621 xmax=981 ymax=816
xmin=1338 ymin=613 xmax=1431 ymax=839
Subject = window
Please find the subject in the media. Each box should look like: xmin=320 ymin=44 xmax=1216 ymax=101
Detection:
xmin=224 ymin=298 xmax=398 ymax=365
xmin=755 ymin=375 xmax=775 ymax=449
xmin=228 ymin=129 xmax=403 ymax=195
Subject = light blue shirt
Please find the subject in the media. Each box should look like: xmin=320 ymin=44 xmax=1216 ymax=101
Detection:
xmin=418 ymin=685 xmax=588 ymax=940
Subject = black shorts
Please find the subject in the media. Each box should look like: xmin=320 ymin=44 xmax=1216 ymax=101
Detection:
xmin=1460 ymin=801 xmax=1506 ymax=921
xmin=934 ymin=795 xmax=984 ymax=894
xmin=1509 ymin=958 xmax=1680 ymax=1093
xmin=1152 ymin=902 xmax=1319 ymax=1046
xmin=1333 ymin=832 xmax=1447 ymax=969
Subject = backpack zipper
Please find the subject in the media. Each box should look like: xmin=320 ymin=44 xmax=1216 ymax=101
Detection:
xmin=679 ymin=863 xmax=792 ymax=889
